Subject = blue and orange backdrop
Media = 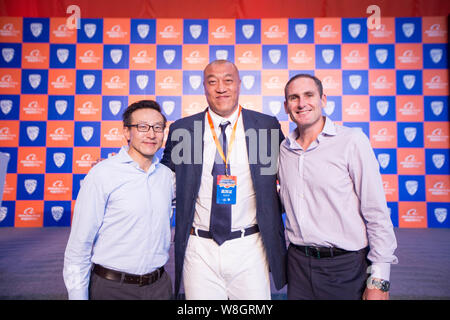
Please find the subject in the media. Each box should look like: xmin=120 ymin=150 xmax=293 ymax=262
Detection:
xmin=0 ymin=0 xmax=448 ymax=228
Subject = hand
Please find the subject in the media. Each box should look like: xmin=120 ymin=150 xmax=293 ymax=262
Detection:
xmin=362 ymin=287 xmax=389 ymax=300
xmin=91 ymin=157 xmax=105 ymax=167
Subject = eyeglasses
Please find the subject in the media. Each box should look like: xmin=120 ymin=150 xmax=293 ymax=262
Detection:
xmin=126 ymin=123 xmax=165 ymax=133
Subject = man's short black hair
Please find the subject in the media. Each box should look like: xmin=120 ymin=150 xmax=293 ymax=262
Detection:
xmin=122 ymin=100 xmax=167 ymax=126
xmin=284 ymin=74 xmax=324 ymax=99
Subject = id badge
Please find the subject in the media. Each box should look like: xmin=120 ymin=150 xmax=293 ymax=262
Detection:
xmin=216 ymin=175 xmax=237 ymax=205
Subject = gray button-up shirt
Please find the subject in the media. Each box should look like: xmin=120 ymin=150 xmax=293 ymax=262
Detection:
xmin=278 ymin=117 xmax=398 ymax=280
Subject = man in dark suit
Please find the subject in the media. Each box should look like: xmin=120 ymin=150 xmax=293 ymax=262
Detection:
xmin=162 ymin=60 xmax=286 ymax=299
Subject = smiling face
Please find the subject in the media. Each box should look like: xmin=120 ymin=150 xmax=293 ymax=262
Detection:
xmin=203 ymin=60 xmax=241 ymax=118
xmin=123 ymin=108 xmax=165 ymax=164
xmin=284 ymin=76 xmax=327 ymax=131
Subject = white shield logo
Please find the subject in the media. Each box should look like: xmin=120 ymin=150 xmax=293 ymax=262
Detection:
xmin=137 ymin=24 xmax=150 ymax=39
xmin=324 ymin=101 xmax=335 ymax=116
xmin=81 ymin=126 xmax=94 ymax=141
xmin=83 ymin=74 xmax=95 ymax=90
xmin=51 ymin=206 xmax=64 ymax=222
xmin=430 ymin=49 xmax=443 ymax=64
xmin=269 ymin=101 xmax=281 ymax=116
xmin=162 ymin=101 xmax=175 ymax=116
xmin=375 ymin=49 xmax=388 ymax=64
xmin=404 ymin=127 xmax=417 ymax=143
xmin=136 ymin=75 xmax=149 ymax=90
xmin=242 ymin=24 xmax=255 ymax=39
xmin=242 ymin=75 xmax=255 ymax=90
xmin=0 ymin=99 xmax=12 ymax=115
xmin=377 ymin=153 xmax=390 ymax=169
xmin=295 ymin=24 xmax=307 ymax=39
xmin=431 ymin=101 xmax=444 ymax=116
xmin=0 ymin=207 xmax=7 ymax=223
xmin=349 ymin=75 xmax=362 ymax=90
xmin=109 ymin=100 xmax=122 ymax=116
xmin=110 ymin=49 xmax=123 ymax=64
xmin=434 ymin=208 xmax=447 ymax=223
xmin=28 ymin=74 xmax=41 ymax=89
xmin=55 ymin=100 xmax=67 ymax=115
xmin=163 ymin=49 xmax=176 ymax=65
xmin=402 ymin=23 xmax=415 ymax=38
xmin=24 ymin=179 xmax=37 ymax=195
xmin=403 ymin=75 xmax=415 ymax=90
xmin=84 ymin=23 xmax=97 ymax=39
xmin=405 ymin=180 xmax=418 ymax=196
xmin=376 ymin=100 xmax=389 ymax=116
xmin=2 ymin=48 xmax=14 ymax=63
xmin=432 ymin=154 xmax=445 ymax=169
xmin=189 ymin=75 xmax=201 ymax=90
xmin=56 ymin=48 xmax=69 ymax=64
xmin=189 ymin=24 xmax=202 ymax=39
xmin=53 ymin=152 xmax=66 ymax=168
xmin=26 ymin=126 xmax=39 ymax=141
xmin=215 ymin=50 xmax=228 ymax=60
xmin=30 ymin=23 xmax=43 ymax=38
xmin=268 ymin=49 xmax=281 ymax=64
xmin=322 ymin=49 xmax=334 ymax=64
xmin=348 ymin=23 xmax=361 ymax=38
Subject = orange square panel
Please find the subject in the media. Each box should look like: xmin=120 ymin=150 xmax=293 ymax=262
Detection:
xmin=314 ymin=18 xmax=341 ymax=44
xmin=235 ymin=45 xmax=262 ymax=70
xmin=209 ymin=19 xmax=235 ymax=45
xmin=398 ymin=202 xmax=427 ymax=228
xmin=103 ymin=18 xmax=130 ymax=44
xmin=261 ymin=19 xmax=288 ymax=44
xmin=50 ymin=17 xmax=77 ymax=43
xmin=157 ymin=19 xmax=183 ymax=44
xmin=15 ymin=201 xmax=44 ymax=227
xmin=22 ymin=43 xmax=49 ymax=69
xmin=288 ymin=44 xmax=315 ymax=70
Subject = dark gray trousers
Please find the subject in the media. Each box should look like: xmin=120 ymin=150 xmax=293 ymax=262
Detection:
xmin=287 ymin=244 xmax=370 ymax=300
xmin=89 ymin=269 xmax=172 ymax=300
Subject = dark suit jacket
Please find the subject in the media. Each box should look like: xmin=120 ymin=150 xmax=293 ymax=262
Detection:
xmin=161 ymin=108 xmax=287 ymax=296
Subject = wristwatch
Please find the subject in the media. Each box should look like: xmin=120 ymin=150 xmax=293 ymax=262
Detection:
xmin=368 ymin=278 xmax=390 ymax=292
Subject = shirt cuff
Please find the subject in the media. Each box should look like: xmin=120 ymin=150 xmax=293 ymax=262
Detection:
xmin=68 ymin=288 xmax=89 ymax=300
xmin=368 ymin=262 xmax=391 ymax=281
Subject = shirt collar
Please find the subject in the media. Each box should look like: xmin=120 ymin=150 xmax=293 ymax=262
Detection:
xmin=117 ymin=145 xmax=160 ymax=172
xmin=285 ymin=116 xmax=337 ymax=149
xmin=321 ymin=116 xmax=337 ymax=137
xmin=208 ymin=105 xmax=240 ymax=129
xmin=117 ymin=146 xmax=133 ymax=163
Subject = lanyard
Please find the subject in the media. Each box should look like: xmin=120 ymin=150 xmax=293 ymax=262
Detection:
xmin=206 ymin=106 xmax=242 ymax=176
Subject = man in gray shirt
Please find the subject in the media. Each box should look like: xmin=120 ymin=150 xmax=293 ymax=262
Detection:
xmin=278 ymin=74 xmax=398 ymax=300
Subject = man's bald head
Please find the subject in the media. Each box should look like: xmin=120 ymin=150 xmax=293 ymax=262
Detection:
xmin=203 ymin=60 xmax=240 ymax=77
xmin=203 ymin=60 xmax=241 ymax=118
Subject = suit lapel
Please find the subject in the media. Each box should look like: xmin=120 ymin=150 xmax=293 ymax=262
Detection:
xmin=242 ymin=109 xmax=259 ymax=193
xmin=190 ymin=109 xmax=207 ymax=198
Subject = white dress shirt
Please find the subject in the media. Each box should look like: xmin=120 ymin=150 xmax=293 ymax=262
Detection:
xmin=193 ymin=107 xmax=258 ymax=231
xmin=278 ymin=117 xmax=398 ymax=280
xmin=63 ymin=146 xmax=174 ymax=300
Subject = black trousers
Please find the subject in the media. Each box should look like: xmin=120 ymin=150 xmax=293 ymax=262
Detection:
xmin=88 ymin=269 xmax=172 ymax=300
xmin=287 ymin=244 xmax=370 ymax=300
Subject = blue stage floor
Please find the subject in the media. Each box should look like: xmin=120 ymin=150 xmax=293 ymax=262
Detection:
xmin=0 ymin=227 xmax=449 ymax=300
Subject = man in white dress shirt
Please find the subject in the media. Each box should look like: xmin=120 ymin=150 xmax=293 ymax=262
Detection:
xmin=278 ymin=74 xmax=398 ymax=300
xmin=162 ymin=60 xmax=287 ymax=299
xmin=63 ymin=100 xmax=174 ymax=300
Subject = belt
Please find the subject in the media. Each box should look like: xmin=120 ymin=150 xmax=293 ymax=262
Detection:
xmin=190 ymin=225 xmax=260 ymax=241
xmin=92 ymin=264 xmax=165 ymax=287
xmin=290 ymin=243 xmax=364 ymax=259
